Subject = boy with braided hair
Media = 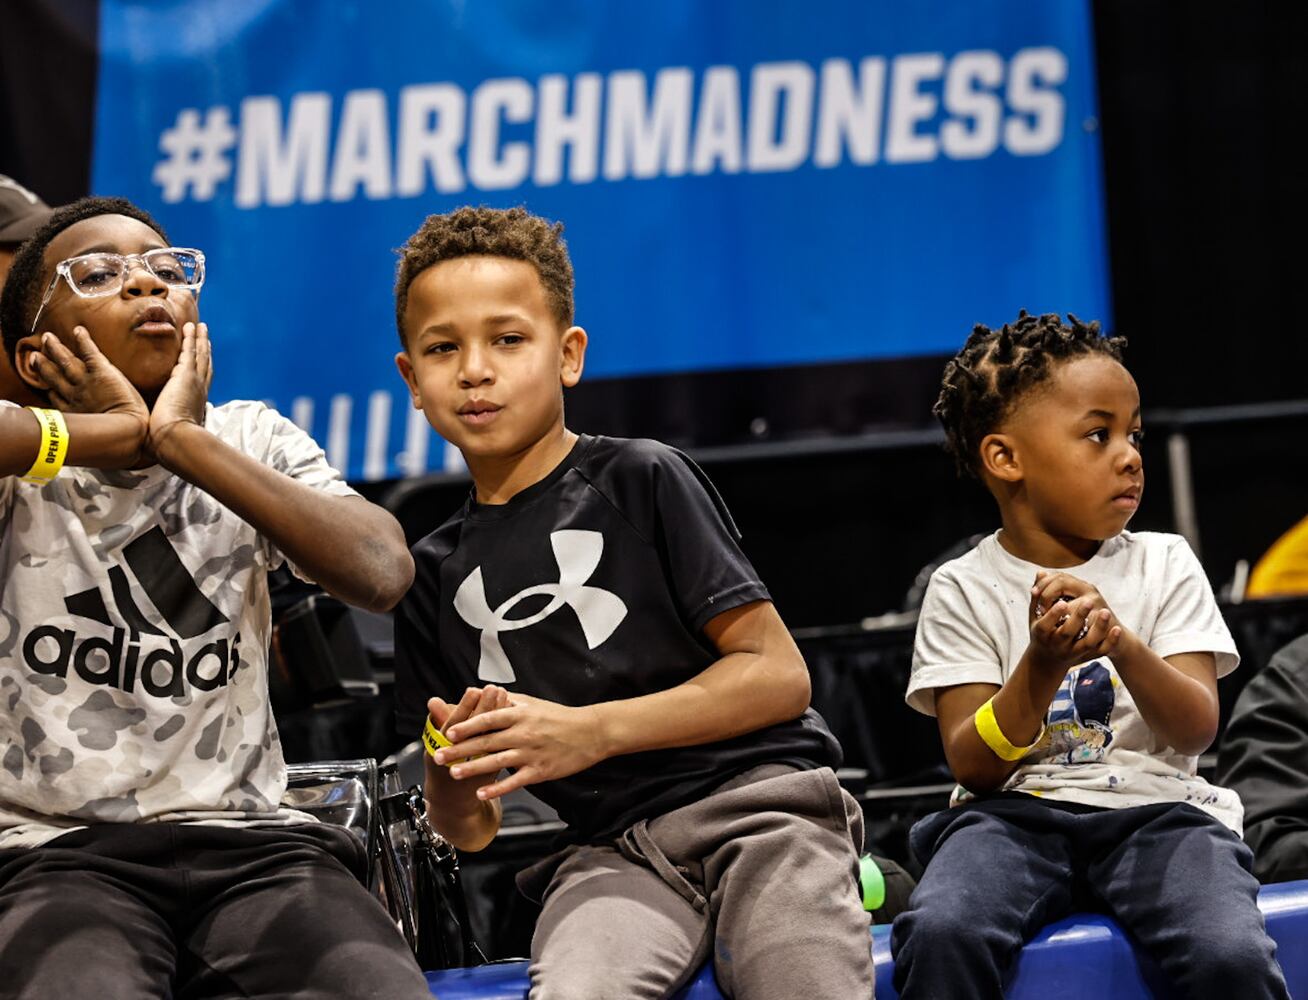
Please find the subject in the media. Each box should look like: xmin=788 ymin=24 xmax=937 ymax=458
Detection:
xmin=890 ymin=311 xmax=1288 ymax=997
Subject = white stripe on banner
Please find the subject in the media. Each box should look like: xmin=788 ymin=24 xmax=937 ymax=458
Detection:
xmin=327 ymin=394 xmax=352 ymax=473
xmin=364 ymin=390 xmax=391 ymax=481
xmin=291 ymin=396 xmax=314 ymax=433
xmin=281 ymin=390 xmax=456 ymax=480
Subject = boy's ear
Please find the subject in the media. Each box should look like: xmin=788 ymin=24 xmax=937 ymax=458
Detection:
xmin=394 ymin=351 xmax=423 ymax=408
xmin=13 ymin=334 xmax=52 ymax=392
xmin=559 ymin=325 xmax=587 ymax=388
xmin=979 ymin=431 xmax=1022 ymax=482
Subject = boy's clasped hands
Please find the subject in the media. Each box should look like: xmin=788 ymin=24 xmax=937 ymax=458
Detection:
xmin=427 ymin=686 xmax=607 ymax=801
xmin=1027 ymin=569 xmax=1127 ymax=672
xmin=28 ymin=320 xmax=212 ymax=467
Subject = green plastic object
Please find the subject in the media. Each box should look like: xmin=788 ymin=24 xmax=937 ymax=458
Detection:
xmin=859 ymin=854 xmax=886 ymax=912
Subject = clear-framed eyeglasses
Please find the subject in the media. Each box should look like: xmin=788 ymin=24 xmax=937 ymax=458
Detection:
xmin=29 ymin=247 xmax=206 ymax=334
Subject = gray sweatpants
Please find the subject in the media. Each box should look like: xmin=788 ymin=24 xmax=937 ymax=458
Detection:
xmin=518 ymin=764 xmax=875 ymax=1000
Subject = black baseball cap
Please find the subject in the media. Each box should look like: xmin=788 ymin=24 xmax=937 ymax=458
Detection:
xmin=0 ymin=175 xmax=52 ymax=246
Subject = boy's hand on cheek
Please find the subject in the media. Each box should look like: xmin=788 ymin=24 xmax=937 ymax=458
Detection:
xmin=148 ymin=321 xmax=212 ymax=463
xmin=441 ymin=692 xmax=606 ymax=801
xmin=33 ymin=327 xmax=148 ymax=426
xmin=1027 ymin=571 xmax=1124 ymax=673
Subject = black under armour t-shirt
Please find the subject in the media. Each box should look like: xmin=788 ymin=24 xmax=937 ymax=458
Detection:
xmin=394 ymin=434 xmax=841 ymax=842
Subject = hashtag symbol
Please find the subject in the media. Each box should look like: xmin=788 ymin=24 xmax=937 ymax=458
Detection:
xmin=152 ymin=107 xmax=237 ymax=203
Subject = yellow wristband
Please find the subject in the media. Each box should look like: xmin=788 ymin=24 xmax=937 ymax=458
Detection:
xmin=422 ymin=716 xmax=455 ymax=764
xmin=973 ymin=696 xmax=1044 ymax=762
xmin=21 ymin=407 xmax=68 ymax=484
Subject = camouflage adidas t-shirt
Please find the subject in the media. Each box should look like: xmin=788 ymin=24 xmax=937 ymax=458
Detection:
xmin=0 ymin=400 xmax=358 ymax=848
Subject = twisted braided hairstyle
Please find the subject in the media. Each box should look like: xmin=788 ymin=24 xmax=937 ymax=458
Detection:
xmin=934 ymin=310 xmax=1126 ymax=478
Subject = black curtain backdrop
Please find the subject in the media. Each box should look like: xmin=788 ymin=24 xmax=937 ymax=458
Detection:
xmin=0 ymin=0 xmax=98 ymax=205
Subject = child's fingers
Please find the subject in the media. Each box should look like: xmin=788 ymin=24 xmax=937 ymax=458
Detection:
xmin=441 ymin=687 xmax=484 ymax=734
xmin=31 ymin=350 xmax=75 ymax=398
xmin=197 ymin=322 xmax=213 ymax=387
xmin=1054 ymin=599 xmax=1091 ymax=639
xmin=1077 ymin=608 xmax=1112 ymax=650
xmin=476 ymin=766 xmax=540 ymax=801
xmin=40 ymin=333 xmax=86 ymax=381
xmin=1032 ymin=600 xmax=1070 ymax=637
xmin=448 ymin=744 xmax=515 ymax=779
xmin=179 ymin=322 xmax=197 ymax=365
xmin=68 ymin=325 xmax=110 ymax=366
xmin=447 ymin=705 xmax=518 ymax=743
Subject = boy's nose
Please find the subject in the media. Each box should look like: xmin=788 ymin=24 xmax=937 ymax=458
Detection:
xmin=458 ymin=348 xmax=495 ymax=386
xmin=121 ymin=259 xmax=167 ymax=297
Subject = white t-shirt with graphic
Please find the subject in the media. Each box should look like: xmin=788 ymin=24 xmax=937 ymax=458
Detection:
xmin=0 ymin=400 xmax=357 ymax=848
xmin=907 ymin=530 xmax=1243 ymax=832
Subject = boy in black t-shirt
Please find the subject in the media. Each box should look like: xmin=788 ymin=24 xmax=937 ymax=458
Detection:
xmin=392 ymin=207 xmax=874 ymax=998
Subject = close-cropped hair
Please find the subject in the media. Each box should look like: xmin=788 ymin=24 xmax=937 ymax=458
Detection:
xmin=393 ymin=205 xmax=575 ymax=345
xmin=934 ymin=310 xmax=1127 ymax=478
xmin=0 ymin=196 xmax=167 ymax=362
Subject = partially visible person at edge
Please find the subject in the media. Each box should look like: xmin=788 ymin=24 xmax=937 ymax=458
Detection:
xmin=0 ymin=173 xmax=50 ymax=405
xmin=0 ymin=196 xmax=432 ymax=998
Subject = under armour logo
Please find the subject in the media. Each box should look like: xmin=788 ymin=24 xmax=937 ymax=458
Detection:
xmin=454 ymin=530 xmax=627 ymax=682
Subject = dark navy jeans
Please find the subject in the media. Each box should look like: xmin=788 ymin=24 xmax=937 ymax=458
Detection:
xmin=890 ymin=794 xmax=1289 ymax=999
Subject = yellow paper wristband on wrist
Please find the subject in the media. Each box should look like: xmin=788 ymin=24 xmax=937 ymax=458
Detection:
xmin=422 ymin=715 xmax=483 ymax=767
xmin=422 ymin=716 xmax=454 ymax=764
xmin=974 ymin=696 xmax=1044 ymax=762
xmin=21 ymin=407 xmax=69 ymax=485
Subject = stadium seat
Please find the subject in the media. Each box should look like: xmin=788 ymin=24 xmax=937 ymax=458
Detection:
xmin=422 ymin=878 xmax=1308 ymax=999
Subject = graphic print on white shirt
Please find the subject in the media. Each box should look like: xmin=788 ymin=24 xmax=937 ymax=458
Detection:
xmin=453 ymin=530 xmax=628 ymax=682
xmin=1041 ymin=660 xmax=1119 ymax=765
xmin=907 ymin=530 xmax=1244 ymax=831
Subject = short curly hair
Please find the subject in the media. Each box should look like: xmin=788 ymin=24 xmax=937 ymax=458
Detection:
xmin=0 ymin=196 xmax=167 ymax=363
xmin=934 ymin=310 xmax=1127 ymax=478
xmin=394 ymin=205 xmax=574 ymax=346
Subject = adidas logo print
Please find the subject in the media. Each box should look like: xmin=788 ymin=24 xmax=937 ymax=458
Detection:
xmin=21 ymin=526 xmax=242 ymax=697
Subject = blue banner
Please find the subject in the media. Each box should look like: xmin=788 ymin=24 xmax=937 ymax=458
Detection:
xmin=93 ymin=0 xmax=1109 ymax=481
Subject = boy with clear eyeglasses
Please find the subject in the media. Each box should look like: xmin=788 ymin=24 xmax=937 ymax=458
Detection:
xmin=0 ymin=197 xmax=431 ymax=998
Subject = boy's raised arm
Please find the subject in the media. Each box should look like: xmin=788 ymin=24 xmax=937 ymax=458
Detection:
xmin=2 ymin=328 xmax=150 ymax=475
xmin=147 ymin=323 xmax=413 ymax=612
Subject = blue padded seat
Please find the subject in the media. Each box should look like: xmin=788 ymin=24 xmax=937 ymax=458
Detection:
xmin=424 ymin=878 xmax=1308 ymax=999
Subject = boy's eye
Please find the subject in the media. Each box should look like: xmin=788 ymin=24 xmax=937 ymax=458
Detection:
xmin=1087 ymin=429 xmax=1108 ymax=444
xmin=78 ymin=268 xmax=119 ymax=288
xmin=1130 ymin=429 xmax=1145 ymax=447
xmin=426 ymin=342 xmax=456 ymax=355
xmin=497 ymin=333 xmax=524 ymax=346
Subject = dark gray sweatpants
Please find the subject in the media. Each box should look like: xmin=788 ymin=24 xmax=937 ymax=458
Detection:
xmin=518 ymin=764 xmax=875 ymax=1000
